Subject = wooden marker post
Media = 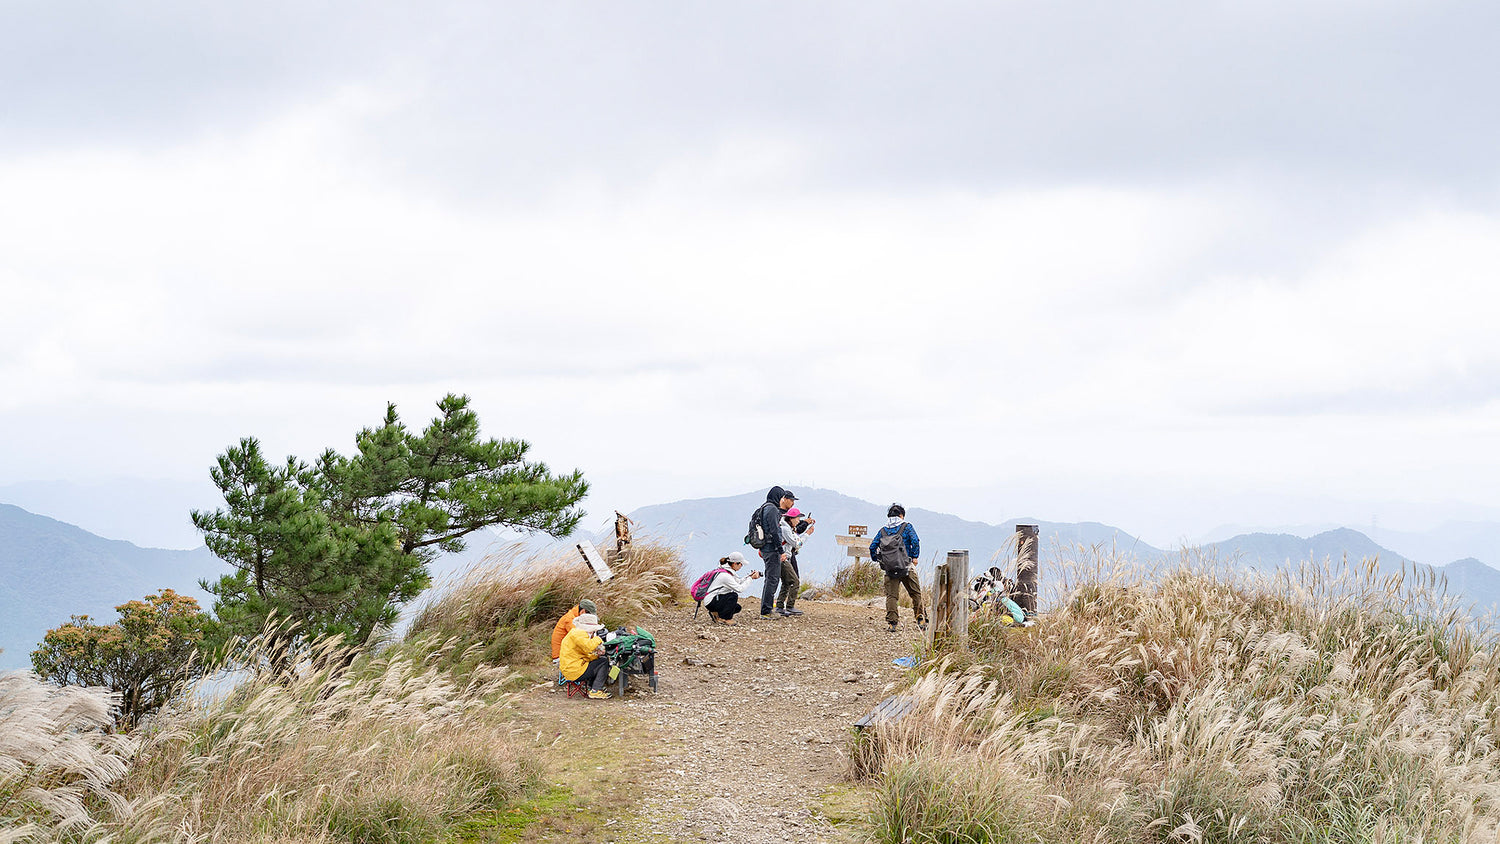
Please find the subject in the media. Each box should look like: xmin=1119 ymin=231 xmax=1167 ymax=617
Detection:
xmin=1016 ymin=525 xmax=1039 ymax=615
xmin=931 ymin=550 xmax=970 ymax=649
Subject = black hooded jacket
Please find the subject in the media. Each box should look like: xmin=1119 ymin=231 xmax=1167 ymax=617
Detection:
xmin=759 ymin=486 xmax=787 ymax=557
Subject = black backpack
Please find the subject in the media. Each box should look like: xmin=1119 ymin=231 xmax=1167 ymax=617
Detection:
xmin=744 ymin=501 xmax=775 ymax=549
xmin=873 ymin=525 xmax=910 ymax=576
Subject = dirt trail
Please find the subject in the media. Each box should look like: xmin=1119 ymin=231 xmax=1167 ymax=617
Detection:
xmin=511 ymin=597 xmax=923 ymax=843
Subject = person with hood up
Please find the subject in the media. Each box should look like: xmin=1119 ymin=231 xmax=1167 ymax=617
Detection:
xmin=869 ymin=502 xmax=927 ymax=633
xmin=550 ymin=598 xmax=598 ymax=663
xmin=559 ymin=612 xmax=613 ymax=700
xmin=756 ymin=486 xmax=795 ymax=619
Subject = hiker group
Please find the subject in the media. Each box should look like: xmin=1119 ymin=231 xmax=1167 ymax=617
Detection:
xmin=690 ymin=487 xmax=929 ymax=633
xmin=550 ymin=598 xmax=658 ymax=701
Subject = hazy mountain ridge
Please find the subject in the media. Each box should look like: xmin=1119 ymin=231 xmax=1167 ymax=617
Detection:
xmin=628 ymin=486 xmax=1161 ymax=586
xmin=9 ymin=488 xmax=1500 ymax=672
xmin=0 ymin=503 xmax=227 ymax=670
xmin=630 ymin=489 xmax=1500 ymax=614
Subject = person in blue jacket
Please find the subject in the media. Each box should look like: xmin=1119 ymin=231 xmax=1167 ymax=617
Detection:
xmin=870 ymin=502 xmax=927 ymax=632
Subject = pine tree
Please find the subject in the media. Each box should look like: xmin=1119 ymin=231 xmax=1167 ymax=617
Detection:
xmin=193 ymin=394 xmax=588 ymax=649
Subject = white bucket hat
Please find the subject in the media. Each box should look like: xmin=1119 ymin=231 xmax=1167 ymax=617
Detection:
xmin=572 ymin=612 xmax=605 ymax=633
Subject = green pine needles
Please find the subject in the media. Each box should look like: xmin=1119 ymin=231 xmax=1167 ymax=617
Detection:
xmin=191 ymin=393 xmax=588 ymax=650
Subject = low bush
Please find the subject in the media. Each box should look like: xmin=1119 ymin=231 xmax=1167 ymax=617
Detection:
xmin=833 ymin=560 xmax=883 ymax=597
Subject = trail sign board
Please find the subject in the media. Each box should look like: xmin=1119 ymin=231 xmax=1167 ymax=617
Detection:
xmin=576 ymin=539 xmax=614 ymax=584
xmin=848 ymin=525 xmax=868 ymax=536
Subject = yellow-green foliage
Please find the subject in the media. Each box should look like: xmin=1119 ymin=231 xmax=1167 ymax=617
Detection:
xmin=861 ymin=551 xmax=1500 ymax=844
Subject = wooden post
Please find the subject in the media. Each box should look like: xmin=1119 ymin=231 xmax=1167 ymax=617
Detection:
xmin=946 ymin=550 xmax=969 ymax=646
xmin=930 ymin=550 xmax=969 ymax=649
xmin=614 ymin=511 xmax=633 ymax=558
xmin=931 ymin=559 xmax=952 ymax=645
xmin=1016 ymin=525 xmax=1039 ymax=615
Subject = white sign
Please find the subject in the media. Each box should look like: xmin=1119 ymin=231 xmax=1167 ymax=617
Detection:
xmin=576 ymin=539 xmax=614 ymax=584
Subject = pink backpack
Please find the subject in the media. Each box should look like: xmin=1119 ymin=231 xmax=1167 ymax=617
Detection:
xmin=691 ymin=567 xmax=730 ymax=602
xmin=690 ymin=567 xmax=731 ymax=617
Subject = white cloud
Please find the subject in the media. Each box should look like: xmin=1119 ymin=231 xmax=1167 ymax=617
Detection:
xmin=3 ymin=18 xmax=1500 ymax=546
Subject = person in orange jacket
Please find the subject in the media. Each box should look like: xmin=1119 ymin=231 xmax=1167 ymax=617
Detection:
xmin=551 ymin=598 xmax=597 ymax=662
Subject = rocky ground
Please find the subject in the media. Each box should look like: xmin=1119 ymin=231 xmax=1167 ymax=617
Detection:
xmin=510 ymin=595 xmax=926 ymax=843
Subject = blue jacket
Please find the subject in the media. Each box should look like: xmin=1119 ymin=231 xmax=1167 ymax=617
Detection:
xmin=869 ymin=522 xmax=919 ymax=561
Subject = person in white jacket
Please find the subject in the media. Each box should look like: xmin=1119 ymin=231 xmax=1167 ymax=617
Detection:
xmin=703 ymin=551 xmax=763 ymax=625
xmin=774 ymin=508 xmax=815 ymax=616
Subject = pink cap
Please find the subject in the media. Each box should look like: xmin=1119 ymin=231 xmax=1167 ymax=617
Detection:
xmin=786 ymin=508 xmax=805 ymax=519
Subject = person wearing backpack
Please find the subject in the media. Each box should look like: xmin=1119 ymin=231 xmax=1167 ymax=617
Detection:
xmin=698 ymin=551 xmax=763 ymax=625
xmin=869 ymin=502 xmax=927 ymax=633
xmin=752 ymin=486 xmax=795 ymax=619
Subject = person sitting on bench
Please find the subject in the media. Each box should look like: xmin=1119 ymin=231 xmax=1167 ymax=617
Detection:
xmin=559 ymin=613 xmax=611 ymax=700
xmin=701 ymin=551 xmax=762 ymax=626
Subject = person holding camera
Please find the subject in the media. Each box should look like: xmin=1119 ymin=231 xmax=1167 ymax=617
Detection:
xmin=702 ymin=551 xmax=763 ymax=626
xmin=870 ymin=502 xmax=927 ymax=633
xmin=775 ymin=507 xmax=814 ymax=616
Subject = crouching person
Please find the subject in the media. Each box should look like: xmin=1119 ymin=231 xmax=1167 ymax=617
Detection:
xmin=560 ymin=613 xmax=612 ymax=700
xmin=703 ymin=551 xmax=763 ymax=626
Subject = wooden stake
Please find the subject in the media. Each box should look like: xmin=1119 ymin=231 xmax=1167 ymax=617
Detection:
xmin=1016 ymin=525 xmax=1039 ymax=615
xmin=931 ymin=550 xmax=970 ymax=649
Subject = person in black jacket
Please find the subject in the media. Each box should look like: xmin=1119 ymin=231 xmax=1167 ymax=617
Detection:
xmin=757 ymin=486 xmax=795 ymax=618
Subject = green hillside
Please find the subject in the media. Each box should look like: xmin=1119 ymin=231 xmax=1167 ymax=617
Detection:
xmin=0 ymin=503 xmax=227 ymax=669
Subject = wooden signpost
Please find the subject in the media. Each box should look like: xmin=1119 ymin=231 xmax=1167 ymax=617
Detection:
xmin=837 ymin=525 xmax=871 ymax=563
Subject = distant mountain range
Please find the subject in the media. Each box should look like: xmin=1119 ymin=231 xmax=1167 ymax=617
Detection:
xmin=8 ymin=487 xmax=1500 ymax=672
xmin=629 ymin=488 xmax=1500 ymax=614
xmin=0 ymin=504 xmax=228 ymax=670
xmin=628 ymin=486 xmax=1158 ymax=587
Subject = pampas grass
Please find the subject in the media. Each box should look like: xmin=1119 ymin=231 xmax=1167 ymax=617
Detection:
xmin=98 ymin=632 xmax=537 ymax=843
xmin=859 ymin=548 xmax=1500 ymax=843
xmin=0 ymin=675 xmax=132 ymax=842
xmin=405 ymin=538 xmax=685 ymax=664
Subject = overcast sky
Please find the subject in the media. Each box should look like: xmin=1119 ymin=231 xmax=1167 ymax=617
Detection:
xmin=3 ymin=1 xmax=1499 ymax=550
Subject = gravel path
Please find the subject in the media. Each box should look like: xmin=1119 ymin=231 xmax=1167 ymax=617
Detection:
xmin=624 ymin=598 xmax=917 ymax=842
xmin=516 ymin=596 xmax=924 ymax=842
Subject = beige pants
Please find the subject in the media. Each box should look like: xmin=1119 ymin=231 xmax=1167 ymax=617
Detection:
xmin=884 ymin=569 xmax=926 ymax=626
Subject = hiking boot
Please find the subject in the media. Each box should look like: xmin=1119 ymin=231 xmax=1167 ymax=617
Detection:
xmin=587 ymin=689 xmax=610 ymax=700
xmin=760 ymin=612 xmax=780 ymax=620
xmin=784 ymin=609 xmax=804 ymax=616
xmin=917 ymin=621 xmax=929 ymax=633
xmin=888 ymin=622 xmax=898 ymax=632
